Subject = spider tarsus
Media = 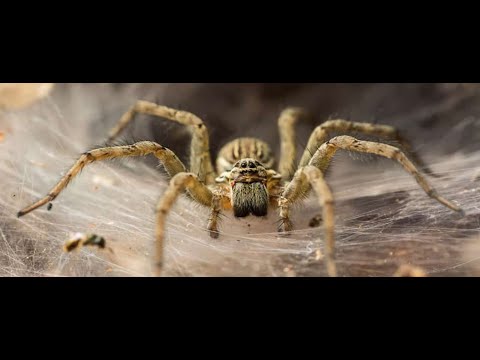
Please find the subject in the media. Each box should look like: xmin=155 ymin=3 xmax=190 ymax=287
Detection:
xmin=277 ymin=220 xmax=293 ymax=236
xmin=284 ymin=220 xmax=293 ymax=232
xmin=209 ymin=230 xmax=220 ymax=239
xmin=456 ymin=208 xmax=466 ymax=217
xmin=152 ymin=262 xmax=163 ymax=277
xmin=17 ymin=202 xmax=46 ymax=218
xmin=326 ymin=258 xmax=337 ymax=277
xmin=444 ymin=201 xmax=464 ymax=215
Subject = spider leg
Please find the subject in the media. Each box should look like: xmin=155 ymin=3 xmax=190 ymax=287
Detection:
xmin=277 ymin=107 xmax=308 ymax=180
xmin=279 ymin=166 xmax=336 ymax=277
xmin=299 ymin=119 xmax=440 ymax=177
xmin=107 ymin=100 xmax=215 ymax=184
xmin=207 ymin=195 xmax=222 ymax=239
xmin=311 ymin=135 xmax=463 ymax=213
xmin=154 ymin=172 xmax=213 ymax=275
xmin=17 ymin=141 xmax=187 ymax=217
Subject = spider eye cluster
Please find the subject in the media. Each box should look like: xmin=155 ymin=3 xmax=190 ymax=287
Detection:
xmin=237 ymin=159 xmax=262 ymax=169
xmin=228 ymin=158 xmax=269 ymax=187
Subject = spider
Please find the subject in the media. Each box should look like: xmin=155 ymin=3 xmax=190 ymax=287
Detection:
xmin=17 ymin=101 xmax=463 ymax=276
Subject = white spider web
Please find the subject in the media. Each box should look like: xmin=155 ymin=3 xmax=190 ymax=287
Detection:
xmin=1 ymin=83 xmax=480 ymax=277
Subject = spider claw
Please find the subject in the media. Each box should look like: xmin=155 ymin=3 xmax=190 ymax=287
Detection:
xmin=277 ymin=218 xmax=293 ymax=235
xmin=209 ymin=230 xmax=220 ymax=239
xmin=326 ymin=260 xmax=338 ymax=277
xmin=152 ymin=261 xmax=163 ymax=277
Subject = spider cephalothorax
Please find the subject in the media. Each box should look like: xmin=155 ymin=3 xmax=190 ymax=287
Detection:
xmin=217 ymin=155 xmax=282 ymax=217
xmin=18 ymin=101 xmax=463 ymax=277
xmin=214 ymin=138 xmax=282 ymax=218
xmin=224 ymin=157 xmax=270 ymax=217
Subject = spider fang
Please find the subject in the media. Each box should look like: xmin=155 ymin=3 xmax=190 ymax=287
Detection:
xmin=232 ymin=182 xmax=269 ymax=217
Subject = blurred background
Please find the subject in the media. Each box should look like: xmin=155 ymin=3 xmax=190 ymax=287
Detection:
xmin=59 ymin=83 xmax=480 ymax=157
xmin=1 ymin=83 xmax=480 ymax=277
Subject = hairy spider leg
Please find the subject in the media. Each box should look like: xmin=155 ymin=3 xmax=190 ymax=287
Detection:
xmin=107 ymin=101 xmax=216 ymax=184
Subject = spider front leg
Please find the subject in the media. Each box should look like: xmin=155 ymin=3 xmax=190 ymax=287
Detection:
xmin=310 ymin=135 xmax=463 ymax=213
xmin=107 ymin=100 xmax=216 ymax=184
xmin=279 ymin=166 xmax=337 ymax=277
xmin=154 ymin=172 xmax=213 ymax=276
xmin=17 ymin=141 xmax=187 ymax=217
xmin=299 ymin=119 xmax=440 ymax=177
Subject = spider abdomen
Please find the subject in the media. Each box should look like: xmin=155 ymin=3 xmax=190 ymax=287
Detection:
xmin=216 ymin=137 xmax=274 ymax=173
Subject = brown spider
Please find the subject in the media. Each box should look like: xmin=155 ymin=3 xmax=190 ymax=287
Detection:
xmin=17 ymin=101 xmax=463 ymax=276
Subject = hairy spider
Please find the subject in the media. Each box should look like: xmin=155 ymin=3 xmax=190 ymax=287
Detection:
xmin=17 ymin=101 xmax=463 ymax=276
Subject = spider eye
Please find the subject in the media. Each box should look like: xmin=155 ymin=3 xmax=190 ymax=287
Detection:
xmin=241 ymin=162 xmax=247 ymax=168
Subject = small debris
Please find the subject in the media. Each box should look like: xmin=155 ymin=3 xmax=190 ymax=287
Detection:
xmin=393 ymin=264 xmax=427 ymax=277
xmin=309 ymin=214 xmax=323 ymax=227
xmin=63 ymin=232 xmax=107 ymax=253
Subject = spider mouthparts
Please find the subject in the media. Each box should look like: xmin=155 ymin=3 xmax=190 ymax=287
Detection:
xmin=233 ymin=175 xmax=265 ymax=184
xmin=232 ymin=182 xmax=269 ymax=218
